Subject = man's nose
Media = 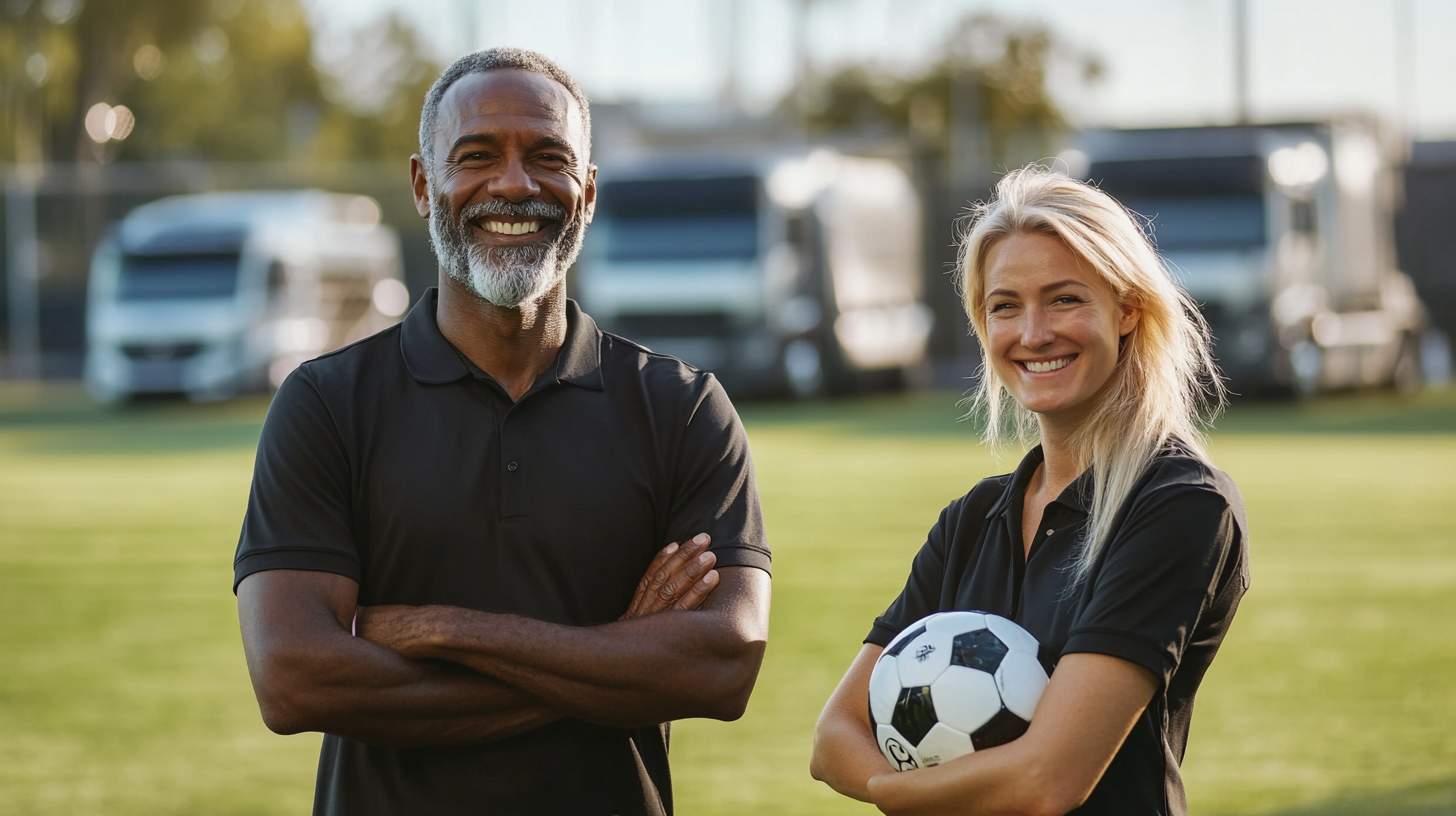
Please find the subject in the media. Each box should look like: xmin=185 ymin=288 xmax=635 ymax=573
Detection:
xmin=486 ymin=154 xmax=539 ymax=201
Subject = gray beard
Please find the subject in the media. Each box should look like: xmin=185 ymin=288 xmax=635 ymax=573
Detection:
xmin=428 ymin=192 xmax=585 ymax=309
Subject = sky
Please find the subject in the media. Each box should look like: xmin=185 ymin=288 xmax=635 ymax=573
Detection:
xmin=302 ymin=0 xmax=1456 ymax=140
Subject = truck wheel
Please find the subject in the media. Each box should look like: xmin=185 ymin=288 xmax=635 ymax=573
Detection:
xmin=1390 ymin=333 xmax=1422 ymax=394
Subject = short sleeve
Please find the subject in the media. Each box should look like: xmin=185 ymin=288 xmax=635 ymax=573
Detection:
xmin=232 ymin=368 xmax=360 ymax=592
xmin=663 ymin=374 xmax=771 ymax=574
xmin=864 ymin=504 xmax=953 ymax=647
xmin=1062 ymin=481 xmax=1243 ymax=687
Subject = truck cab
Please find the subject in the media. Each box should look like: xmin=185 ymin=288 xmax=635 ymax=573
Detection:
xmin=1075 ymin=122 xmax=1425 ymax=395
xmin=577 ymin=151 xmax=931 ymax=397
xmin=85 ymin=190 xmax=406 ymax=402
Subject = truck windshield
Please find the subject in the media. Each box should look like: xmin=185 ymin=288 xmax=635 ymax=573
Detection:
xmin=598 ymin=175 xmax=759 ymax=262
xmin=117 ymin=252 xmax=242 ymax=300
xmin=1118 ymin=196 xmax=1267 ymax=250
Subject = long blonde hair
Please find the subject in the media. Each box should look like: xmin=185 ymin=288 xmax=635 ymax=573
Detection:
xmin=958 ymin=165 xmax=1226 ymax=582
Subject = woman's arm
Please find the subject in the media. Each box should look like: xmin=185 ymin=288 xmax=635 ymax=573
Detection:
xmin=813 ymin=647 xmax=1158 ymax=816
xmin=868 ymin=653 xmax=1158 ymax=816
xmin=810 ymin=644 xmax=895 ymax=802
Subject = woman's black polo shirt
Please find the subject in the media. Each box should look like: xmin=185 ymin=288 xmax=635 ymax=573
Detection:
xmin=235 ymin=290 xmax=769 ymax=816
xmin=867 ymin=444 xmax=1249 ymax=816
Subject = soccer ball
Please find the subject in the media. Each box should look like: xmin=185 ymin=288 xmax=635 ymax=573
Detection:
xmin=869 ymin=611 xmax=1048 ymax=771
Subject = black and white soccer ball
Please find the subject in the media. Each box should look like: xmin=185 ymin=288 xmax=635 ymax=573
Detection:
xmin=869 ymin=611 xmax=1049 ymax=771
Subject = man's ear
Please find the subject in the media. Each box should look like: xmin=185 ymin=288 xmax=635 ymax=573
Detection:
xmin=582 ymin=164 xmax=598 ymax=225
xmin=409 ymin=155 xmax=431 ymax=219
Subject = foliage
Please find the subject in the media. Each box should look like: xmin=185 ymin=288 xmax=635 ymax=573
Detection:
xmin=310 ymin=13 xmax=441 ymax=163
xmin=789 ymin=14 xmax=1102 ymax=170
xmin=0 ymin=0 xmax=439 ymax=164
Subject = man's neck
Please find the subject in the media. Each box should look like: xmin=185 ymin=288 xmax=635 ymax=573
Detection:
xmin=436 ymin=275 xmax=569 ymax=401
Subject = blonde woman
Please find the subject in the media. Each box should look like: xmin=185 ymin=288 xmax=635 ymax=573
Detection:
xmin=810 ymin=166 xmax=1249 ymax=816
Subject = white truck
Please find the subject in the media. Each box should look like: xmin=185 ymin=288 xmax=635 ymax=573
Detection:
xmin=1073 ymin=122 xmax=1426 ymax=396
xmin=577 ymin=150 xmax=932 ymax=397
xmin=85 ymin=190 xmax=406 ymax=402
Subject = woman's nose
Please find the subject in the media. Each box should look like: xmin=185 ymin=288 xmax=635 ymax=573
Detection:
xmin=1020 ymin=307 xmax=1055 ymax=349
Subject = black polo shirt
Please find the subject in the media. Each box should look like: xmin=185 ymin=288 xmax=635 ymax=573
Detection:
xmin=234 ymin=289 xmax=769 ymax=816
xmin=867 ymin=444 xmax=1249 ymax=816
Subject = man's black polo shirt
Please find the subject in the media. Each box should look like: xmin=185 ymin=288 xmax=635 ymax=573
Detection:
xmin=235 ymin=289 xmax=770 ymax=816
xmin=867 ymin=444 xmax=1249 ymax=816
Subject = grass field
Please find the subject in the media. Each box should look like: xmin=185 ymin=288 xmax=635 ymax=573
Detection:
xmin=1 ymin=384 xmax=1454 ymax=815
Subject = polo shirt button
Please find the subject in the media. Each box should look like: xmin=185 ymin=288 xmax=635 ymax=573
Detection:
xmin=1045 ymin=529 xmax=1054 ymax=535
xmin=507 ymin=460 xmax=519 ymax=472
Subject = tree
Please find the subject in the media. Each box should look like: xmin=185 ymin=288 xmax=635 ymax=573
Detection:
xmin=788 ymin=13 xmax=1102 ymax=172
xmin=0 ymin=0 xmax=439 ymax=164
xmin=309 ymin=13 xmax=441 ymax=163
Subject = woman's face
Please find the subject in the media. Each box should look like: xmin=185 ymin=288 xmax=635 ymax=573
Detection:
xmin=982 ymin=231 xmax=1140 ymax=431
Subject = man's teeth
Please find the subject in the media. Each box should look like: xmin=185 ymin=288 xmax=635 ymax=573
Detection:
xmin=484 ymin=221 xmax=541 ymax=235
xmin=1025 ymin=358 xmax=1071 ymax=373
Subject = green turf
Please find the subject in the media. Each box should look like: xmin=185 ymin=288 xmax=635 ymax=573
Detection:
xmin=1 ymin=384 xmax=1453 ymax=814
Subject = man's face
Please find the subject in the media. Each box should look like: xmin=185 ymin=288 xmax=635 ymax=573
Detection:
xmin=414 ymin=69 xmax=596 ymax=308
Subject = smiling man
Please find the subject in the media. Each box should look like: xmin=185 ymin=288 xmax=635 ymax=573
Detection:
xmin=233 ymin=48 xmax=771 ymax=816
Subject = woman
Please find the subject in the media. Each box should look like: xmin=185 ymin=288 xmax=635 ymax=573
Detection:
xmin=810 ymin=166 xmax=1249 ymax=816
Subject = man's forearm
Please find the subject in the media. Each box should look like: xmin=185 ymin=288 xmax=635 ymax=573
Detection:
xmin=239 ymin=569 xmax=560 ymax=748
xmin=360 ymin=567 xmax=771 ymax=729
xmin=258 ymin=635 xmax=561 ymax=746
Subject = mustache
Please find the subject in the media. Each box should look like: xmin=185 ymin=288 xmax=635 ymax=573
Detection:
xmin=459 ymin=199 xmax=569 ymax=224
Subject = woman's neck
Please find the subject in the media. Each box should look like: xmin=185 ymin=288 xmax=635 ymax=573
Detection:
xmin=1036 ymin=423 xmax=1086 ymax=502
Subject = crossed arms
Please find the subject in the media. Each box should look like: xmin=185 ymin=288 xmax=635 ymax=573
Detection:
xmin=238 ymin=534 xmax=771 ymax=748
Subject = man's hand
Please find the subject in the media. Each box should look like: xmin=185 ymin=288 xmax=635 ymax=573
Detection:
xmin=620 ymin=533 xmax=719 ymax=619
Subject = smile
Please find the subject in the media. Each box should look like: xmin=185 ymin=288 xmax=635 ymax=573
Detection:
xmin=483 ymin=220 xmax=542 ymax=235
xmin=1021 ymin=356 xmax=1073 ymax=373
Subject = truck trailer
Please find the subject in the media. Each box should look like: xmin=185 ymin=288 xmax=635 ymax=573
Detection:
xmin=1074 ymin=122 xmax=1426 ymax=396
xmin=85 ymin=190 xmax=406 ymax=402
xmin=577 ymin=150 xmax=932 ymax=397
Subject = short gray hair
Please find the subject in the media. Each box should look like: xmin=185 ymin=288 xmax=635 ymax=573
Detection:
xmin=418 ymin=47 xmax=592 ymax=167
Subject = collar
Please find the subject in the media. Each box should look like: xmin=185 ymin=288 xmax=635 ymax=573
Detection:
xmin=400 ymin=288 xmax=605 ymax=391
xmin=984 ymin=445 xmax=1094 ymax=519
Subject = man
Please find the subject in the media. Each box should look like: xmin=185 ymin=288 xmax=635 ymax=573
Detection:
xmin=234 ymin=47 xmax=771 ymax=816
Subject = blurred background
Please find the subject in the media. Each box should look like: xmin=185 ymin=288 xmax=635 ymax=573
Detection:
xmin=1 ymin=1 xmax=1454 ymax=814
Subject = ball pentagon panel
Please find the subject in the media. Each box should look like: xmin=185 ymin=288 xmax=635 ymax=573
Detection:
xmin=890 ymin=685 xmax=938 ymax=746
xmin=950 ymin=628 xmax=1009 ymax=673
xmin=970 ymin=706 xmax=1031 ymax=751
xmin=928 ymin=664 xmax=1002 ymax=734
